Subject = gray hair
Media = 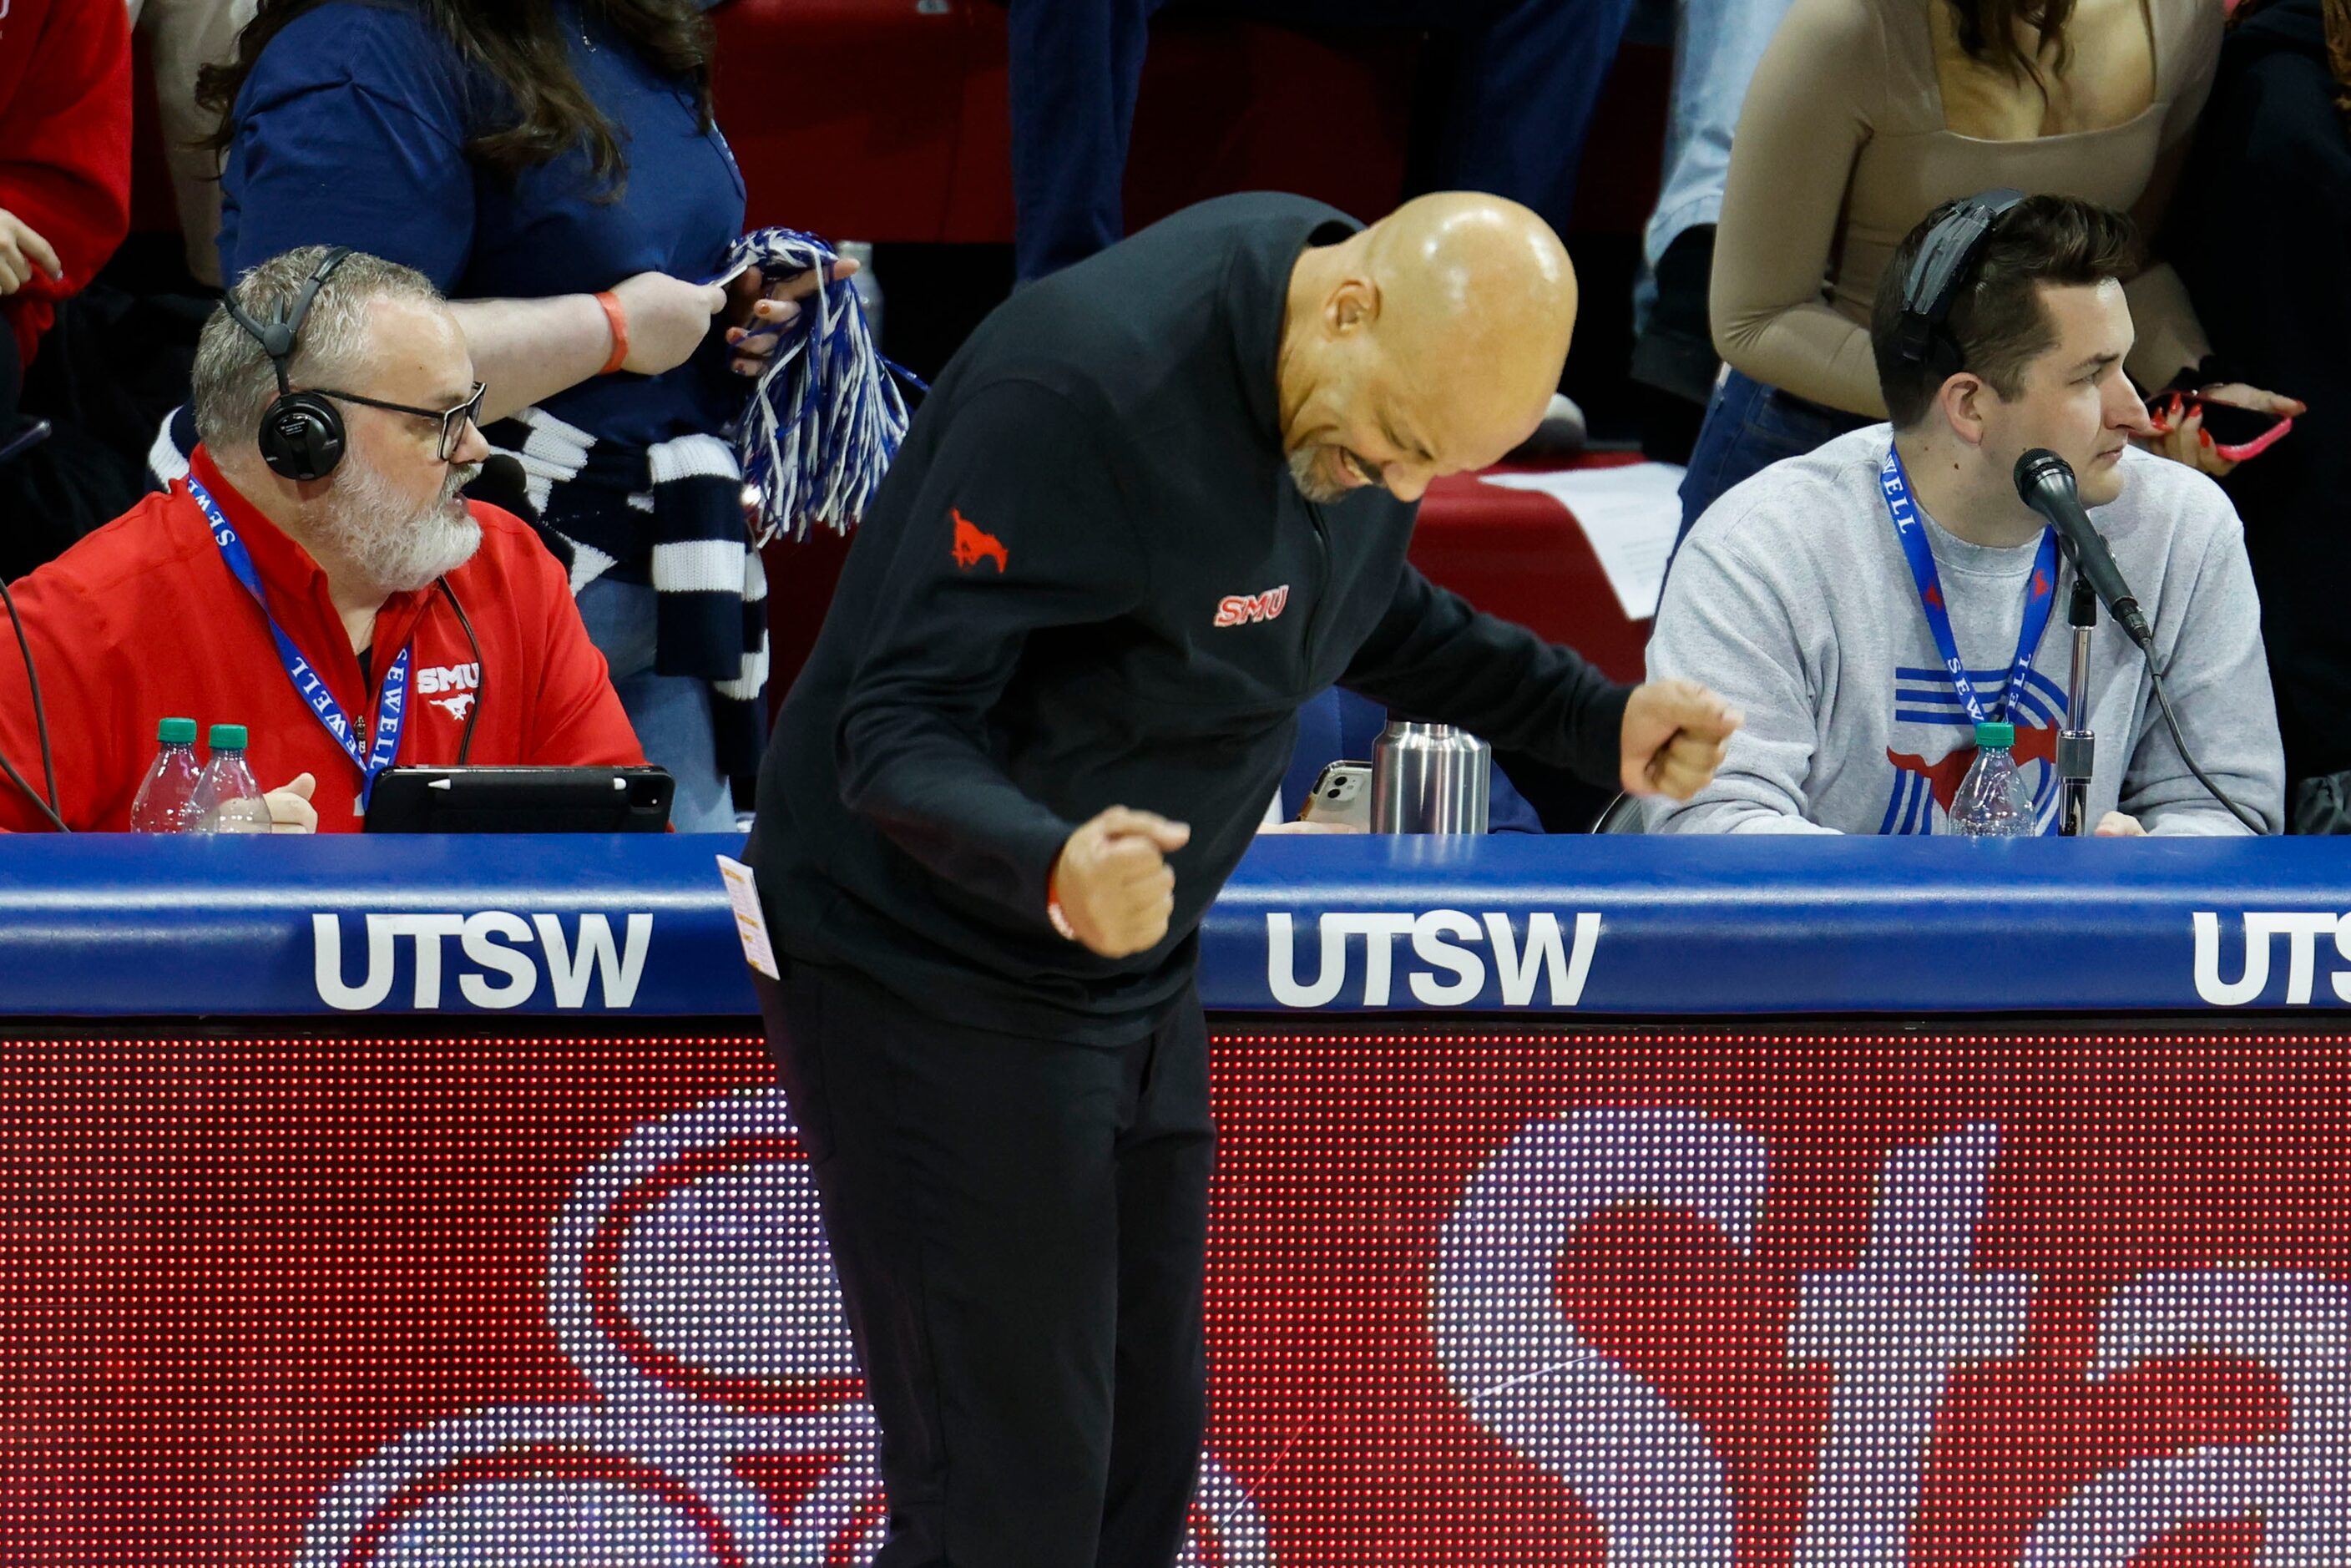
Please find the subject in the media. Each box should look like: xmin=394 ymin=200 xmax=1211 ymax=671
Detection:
xmin=190 ymin=246 xmax=447 ymax=453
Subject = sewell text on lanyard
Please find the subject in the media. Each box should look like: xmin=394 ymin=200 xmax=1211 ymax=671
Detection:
xmin=184 ymin=474 xmax=410 ymax=807
xmin=1878 ymin=443 xmax=2058 ymax=727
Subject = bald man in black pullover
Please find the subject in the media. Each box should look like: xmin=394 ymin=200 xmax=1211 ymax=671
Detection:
xmin=747 ymin=190 xmax=1739 ymax=1567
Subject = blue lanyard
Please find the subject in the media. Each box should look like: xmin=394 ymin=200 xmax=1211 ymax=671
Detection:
xmin=185 ymin=475 xmax=411 ymax=807
xmin=1879 ymin=445 xmax=2059 ymax=727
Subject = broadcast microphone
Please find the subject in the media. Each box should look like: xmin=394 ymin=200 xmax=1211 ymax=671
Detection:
xmin=2013 ymin=449 xmax=2154 ymax=650
xmin=2015 ymin=448 xmax=2267 ymax=833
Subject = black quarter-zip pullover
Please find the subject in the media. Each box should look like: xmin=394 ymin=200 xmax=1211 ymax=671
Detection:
xmin=750 ymin=194 xmax=1630 ymax=1041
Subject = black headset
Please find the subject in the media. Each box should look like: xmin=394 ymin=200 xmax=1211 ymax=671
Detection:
xmin=1893 ymin=188 xmax=2030 ymax=388
xmin=221 ymin=245 xmax=356 ymax=482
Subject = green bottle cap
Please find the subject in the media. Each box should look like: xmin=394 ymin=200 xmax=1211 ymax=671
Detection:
xmin=207 ymin=723 xmax=249 ymax=751
xmin=1974 ymin=721 xmax=2016 ymax=748
xmin=156 ymin=717 xmax=197 ymax=745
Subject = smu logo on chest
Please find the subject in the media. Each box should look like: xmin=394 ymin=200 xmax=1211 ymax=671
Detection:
xmin=417 ymin=662 xmax=481 ymax=723
xmin=1213 ymin=585 xmax=1290 ymax=628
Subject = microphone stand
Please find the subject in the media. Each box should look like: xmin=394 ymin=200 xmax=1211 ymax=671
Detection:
xmin=2059 ymin=579 xmax=2096 ymax=837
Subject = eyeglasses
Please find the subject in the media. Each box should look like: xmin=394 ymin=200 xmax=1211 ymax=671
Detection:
xmin=313 ymin=382 xmax=488 ymax=463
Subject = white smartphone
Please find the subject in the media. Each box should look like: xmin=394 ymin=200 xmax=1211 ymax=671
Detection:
xmin=1299 ymin=760 xmax=1372 ymax=829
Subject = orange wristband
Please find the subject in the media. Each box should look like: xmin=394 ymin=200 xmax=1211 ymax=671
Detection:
xmin=1046 ymin=867 xmax=1078 ymax=942
xmin=593 ymin=290 xmax=629 ymax=376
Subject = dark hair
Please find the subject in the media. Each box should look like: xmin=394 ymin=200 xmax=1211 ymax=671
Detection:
xmin=199 ymin=0 xmax=715 ymax=196
xmin=1871 ymin=194 xmax=2139 ymax=428
xmin=2231 ymin=0 xmax=2351 ymax=122
xmin=1946 ymin=0 xmax=2077 ymax=88
xmin=2335 ymin=0 xmax=2351 ymax=113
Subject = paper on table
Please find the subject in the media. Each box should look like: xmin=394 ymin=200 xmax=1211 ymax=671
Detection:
xmin=715 ymin=854 xmax=781 ymax=980
xmin=1479 ymin=462 xmax=1686 ymax=622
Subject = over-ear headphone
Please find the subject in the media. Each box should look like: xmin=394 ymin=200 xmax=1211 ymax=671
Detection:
xmin=221 ymin=245 xmax=355 ymax=482
xmin=1893 ymin=188 xmax=2029 ymax=388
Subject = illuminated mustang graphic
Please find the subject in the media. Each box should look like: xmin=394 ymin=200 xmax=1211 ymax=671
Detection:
xmin=298 ymin=1088 xmax=1272 ymax=1566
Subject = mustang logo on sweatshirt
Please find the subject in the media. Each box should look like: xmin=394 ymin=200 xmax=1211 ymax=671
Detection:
xmin=1888 ymin=723 xmax=2060 ymax=815
xmin=949 ymin=508 xmax=1009 ymax=574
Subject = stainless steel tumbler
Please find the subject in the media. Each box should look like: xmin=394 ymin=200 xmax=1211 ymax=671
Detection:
xmin=1369 ymin=721 xmax=1490 ymax=834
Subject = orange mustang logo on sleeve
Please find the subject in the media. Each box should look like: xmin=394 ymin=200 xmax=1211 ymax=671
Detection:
xmin=950 ymin=508 xmax=1009 ymax=574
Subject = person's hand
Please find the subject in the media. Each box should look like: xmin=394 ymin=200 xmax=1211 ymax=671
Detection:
xmin=2202 ymin=382 xmax=2303 ymax=419
xmin=2141 ymin=399 xmax=2226 ymax=474
xmin=1257 ymin=818 xmax=1365 ymax=835
xmin=723 ymin=255 xmax=862 ymax=377
xmin=1620 ymin=679 xmax=1742 ymax=800
xmin=606 ymin=271 xmax=730 ymax=377
xmin=264 ymin=772 xmax=318 ymax=835
xmin=1051 ymin=806 xmax=1191 ymax=959
xmin=0 ymin=210 xmax=62 ymax=296
xmin=2094 ymin=809 xmax=2146 ymax=837
xmin=2142 ymin=385 xmax=2305 ymax=477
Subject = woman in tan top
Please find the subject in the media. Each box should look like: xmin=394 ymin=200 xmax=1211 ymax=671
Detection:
xmin=1678 ymin=0 xmax=2303 ymax=532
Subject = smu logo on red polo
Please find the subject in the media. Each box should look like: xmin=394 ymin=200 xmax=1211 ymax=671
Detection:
xmin=416 ymin=662 xmax=479 ymax=724
xmin=1214 ymin=585 xmax=1290 ymax=628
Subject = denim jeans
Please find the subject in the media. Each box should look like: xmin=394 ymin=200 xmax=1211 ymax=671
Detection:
xmin=1007 ymin=0 xmax=1636 ymax=281
xmin=1633 ymin=0 xmax=1797 ymax=326
xmin=1644 ymin=0 xmax=1800 ymax=268
xmin=574 ymin=575 xmax=741 ymax=834
xmin=1676 ymin=367 xmax=1873 ymax=546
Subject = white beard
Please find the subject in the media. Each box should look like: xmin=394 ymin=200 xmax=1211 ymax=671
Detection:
xmin=317 ymin=453 xmax=484 ymax=594
xmin=1287 ymin=443 xmax=1348 ymax=504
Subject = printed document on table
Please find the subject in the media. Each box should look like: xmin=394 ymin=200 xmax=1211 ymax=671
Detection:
xmin=715 ymin=854 xmax=781 ymax=979
xmin=1479 ymin=462 xmax=1686 ymax=622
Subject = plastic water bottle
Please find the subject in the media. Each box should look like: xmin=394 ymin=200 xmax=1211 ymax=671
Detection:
xmin=190 ymin=724 xmax=273 ymax=834
xmin=1948 ymin=720 xmax=2037 ymax=837
xmin=837 ymin=240 xmax=882 ymax=352
xmin=129 ymin=716 xmax=203 ymax=833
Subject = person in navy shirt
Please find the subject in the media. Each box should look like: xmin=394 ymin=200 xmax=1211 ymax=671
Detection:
xmin=187 ymin=0 xmax=848 ymax=830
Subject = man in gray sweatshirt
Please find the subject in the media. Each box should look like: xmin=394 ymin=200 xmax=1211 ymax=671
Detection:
xmin=1647 ymin=194 xmax=2283 ymax=836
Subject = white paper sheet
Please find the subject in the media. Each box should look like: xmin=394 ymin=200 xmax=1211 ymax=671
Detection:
xmin=1479 ymin=462 xmax=1687 ymax=622
xmin=715 ymin=854 xmax=781 ymax=980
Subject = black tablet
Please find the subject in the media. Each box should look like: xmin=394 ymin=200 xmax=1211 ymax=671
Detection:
xmin=362 ymin=766 xmax=675 ymax=833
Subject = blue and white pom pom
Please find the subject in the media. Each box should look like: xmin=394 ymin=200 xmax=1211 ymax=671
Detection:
xmin=718 ymin=227 xmax=926 ymax=543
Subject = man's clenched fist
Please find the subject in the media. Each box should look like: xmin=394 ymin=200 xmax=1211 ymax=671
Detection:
xmin=1620 ymin=679 xmax=1742 ymax=800
xmin=1051 ymin=806 xmax=1191 ymax=959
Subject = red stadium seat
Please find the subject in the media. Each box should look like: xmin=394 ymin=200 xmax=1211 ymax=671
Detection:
xmin=710 ymin=0 xmax=1421 ymax=245
xmin=1409 ymin=462 xmax=1653 ymax=686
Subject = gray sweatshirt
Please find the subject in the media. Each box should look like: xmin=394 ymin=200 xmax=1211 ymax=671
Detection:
xmin=1646 ymin=425 xmax=2284 ymax=835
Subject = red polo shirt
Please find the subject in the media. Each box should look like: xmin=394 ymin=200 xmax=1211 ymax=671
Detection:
xmin=0 ymin=447 xmax=644 ymax=832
